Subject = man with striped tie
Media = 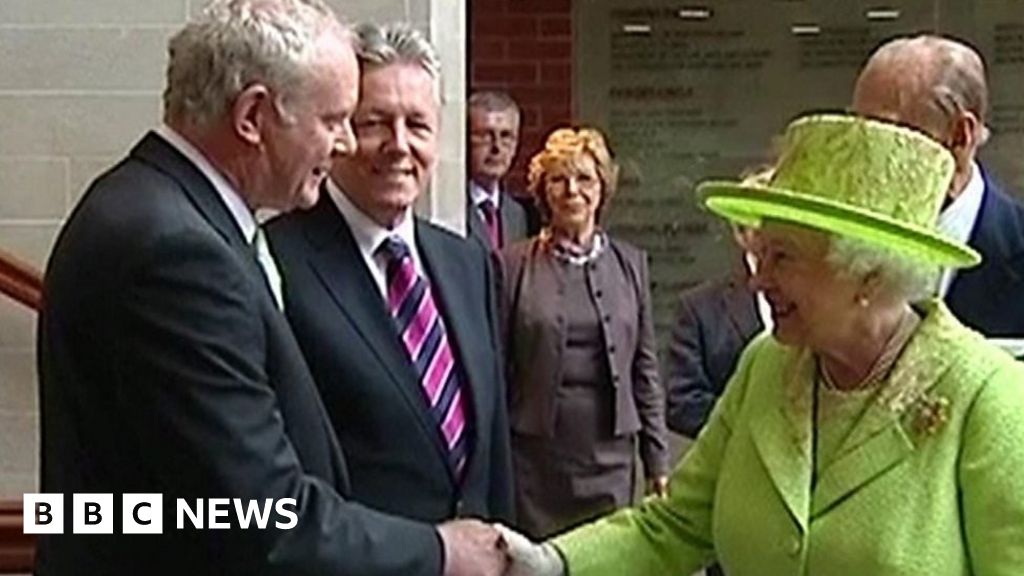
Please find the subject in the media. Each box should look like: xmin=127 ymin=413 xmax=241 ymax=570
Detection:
xmin=267 ymin=21 xmax=515 ymax=546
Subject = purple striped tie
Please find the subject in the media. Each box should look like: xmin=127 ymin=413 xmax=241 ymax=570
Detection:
xmin=378 ymin=237 xmax=468 ymax=476
xmin=478 ymin=200 xmax=501 ymax=250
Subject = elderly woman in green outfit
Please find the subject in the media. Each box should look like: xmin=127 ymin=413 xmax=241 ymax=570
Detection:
xmin=497 ymin=114 xmax=1024 ymax=575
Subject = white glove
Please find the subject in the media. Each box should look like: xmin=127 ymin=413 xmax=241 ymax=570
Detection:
xmin=495 ymin=524 xmax=565 ymax=576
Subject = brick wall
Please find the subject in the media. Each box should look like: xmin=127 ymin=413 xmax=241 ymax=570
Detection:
xmin=469 ymin=0 xmax=574 ymax=194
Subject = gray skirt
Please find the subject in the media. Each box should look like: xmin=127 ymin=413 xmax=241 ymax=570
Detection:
xmin=512 ymin=382 xmax=635 ymax=539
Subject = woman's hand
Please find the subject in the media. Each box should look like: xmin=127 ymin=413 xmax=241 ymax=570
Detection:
xmin=494 ymin=524 xmax=565 ymax=576
xmin=647 ymin=475 xmax=670 ymax=498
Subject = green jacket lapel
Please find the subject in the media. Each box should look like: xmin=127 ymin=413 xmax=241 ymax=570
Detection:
xmin=750 ymin=347 xmax=815 ymax=533
xmin=812 ymin=300 xmax=957 ymax=517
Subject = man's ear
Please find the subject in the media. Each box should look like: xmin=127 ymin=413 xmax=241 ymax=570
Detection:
xmin=231 ymin=83 xmax=271 ymax=147
xmin=948 ymin=111 xmax=981 ymax=158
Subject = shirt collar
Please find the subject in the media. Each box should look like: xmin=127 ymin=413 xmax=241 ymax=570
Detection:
xmin=326 ymin=178 xmax=416 ymax=256
xmin=937 ymin=161 xmax=985 ymax=245
xmin=154 ymin=124 xmax=257 ymax=244
xmin=469 ymin=179 xmax=501 ymax=210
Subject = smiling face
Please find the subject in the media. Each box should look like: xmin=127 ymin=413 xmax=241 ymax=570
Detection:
xmin=258 ymin=31 xmax=359 ymax=211
xmin=543 ymin=152 xmax=603 ymax=235
xmin=331 ymin=62 xmax=439 ymax=228
xmin=750 ymin=221 xmax=864 ymax=350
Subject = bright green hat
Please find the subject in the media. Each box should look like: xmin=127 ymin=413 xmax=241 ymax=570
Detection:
xmin=699 ymin=114 xmax=981 ymax=268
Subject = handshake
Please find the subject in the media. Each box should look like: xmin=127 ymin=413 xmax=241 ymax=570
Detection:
xmin=437 ymin=519 xmax=564 ymax=576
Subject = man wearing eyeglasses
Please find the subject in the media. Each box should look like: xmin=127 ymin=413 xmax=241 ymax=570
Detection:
xmin=467 ymin=91 xmax=534 ymax=251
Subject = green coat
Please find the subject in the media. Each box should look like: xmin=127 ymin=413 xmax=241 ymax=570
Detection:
xmin=554 ymin=301 xmax=1024 ymax=575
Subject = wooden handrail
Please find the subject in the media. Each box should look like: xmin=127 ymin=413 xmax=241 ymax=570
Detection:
xmin=0 ymin=246 xmax=42 ymax=312
xmin=0 ymin=248 xmax=41 ymax=572
xmin=0 ymin=499 xmax=33 ymax=573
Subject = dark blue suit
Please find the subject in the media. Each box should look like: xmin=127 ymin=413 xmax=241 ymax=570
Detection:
xmin=946 ymin=171 xmax=1024 ymax=337
xmin=267 ymin=195 xmax=514 ymax=525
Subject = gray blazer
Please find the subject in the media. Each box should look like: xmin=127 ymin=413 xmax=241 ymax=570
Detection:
xmin=665 ymin=263 xmax=762 ymax=438
xmin=498 ymin=236 xmax=669 ymax=477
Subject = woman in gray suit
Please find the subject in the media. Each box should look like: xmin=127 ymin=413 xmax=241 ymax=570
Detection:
xmin=499 ymin=127 xmax=670 ymax=539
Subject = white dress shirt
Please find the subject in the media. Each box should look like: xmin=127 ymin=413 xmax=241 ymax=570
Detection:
xmin=326 ymin=178 xmax=422 ymax=301
xmin=469 ymin=180 xmax=502 ymax=213
xmin=935 ymin=161 xmax=985 ymax=297
xmin=745 ymin=251 xmax=774 ymax=333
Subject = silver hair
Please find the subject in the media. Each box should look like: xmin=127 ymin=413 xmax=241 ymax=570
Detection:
xmin=827 ymin=235 xmax=939 ymax=302
xmin=354 ymin=22 xmax=440 ymax=80
xmin=163 ymin=0 xmax=345 ymax=128
xmin=468 ymin=90 xmax=520 ymax=120
xmin=865 ymin=35 xmax=990 ymax=145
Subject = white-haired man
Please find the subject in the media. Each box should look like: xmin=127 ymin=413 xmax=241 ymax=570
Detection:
xmin=853 ymin=35 xmax=1024 ymax=338
xmin=38 ymin=2 xmax=505 ymax=575
xmin=268 ymin=21 xmax=514 ymax=550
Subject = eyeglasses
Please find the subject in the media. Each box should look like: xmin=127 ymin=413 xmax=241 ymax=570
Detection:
xmin=469 ymin=130 xmax=518 ymax=147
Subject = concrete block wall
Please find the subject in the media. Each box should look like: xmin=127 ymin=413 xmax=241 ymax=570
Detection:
xmin=0 ymin=0 xmax=465 ymax=498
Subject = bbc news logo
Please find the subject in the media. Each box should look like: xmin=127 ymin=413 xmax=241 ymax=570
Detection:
xmin=23 ymin=494 xmax=298 ymax=534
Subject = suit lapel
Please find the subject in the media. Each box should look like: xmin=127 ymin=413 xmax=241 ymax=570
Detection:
xmin=131 ymin=132 xmax=250 ymax=253
xmin=417 ymin=224 xmax=488 ymax=469
xmin=811 ymin=300 xmax=956 ymax=517
xmin=810 ymin=417 xmax=913 ymax=517
xmin=136 ymin=135 xmax=351 ymax=487
xmin=721 ymin=265 xmax=761 ymax=342
xmin=499 ymin=195 xmax=527 ymax=243
xmin=132 ymin=133 xmax=282 ymax=305
xmin=301 ymin=201 xmax=453 ymax=467
xmin=750 ymin=347 xmax=814 ymax=533
xmin=465 ymin=198 xmax=488 ymax=243
xmin=948 ymin=179 xmax=1024 ymax=308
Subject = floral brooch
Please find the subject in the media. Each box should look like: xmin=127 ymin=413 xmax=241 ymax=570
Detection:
xmin=910 ymin=392 xmax=951 ymax=437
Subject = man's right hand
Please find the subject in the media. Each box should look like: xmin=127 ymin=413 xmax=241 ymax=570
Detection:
xmin=437 ymin=519 xmax=509 ymax=576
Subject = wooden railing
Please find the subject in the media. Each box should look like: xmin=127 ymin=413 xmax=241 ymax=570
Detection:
xmin=0 ymin=502 xmax=32 ymax=573
xmin=0 ymin=247 xmax=41 ymax=311
xmin=0 ymin=247 xmax=41 ymax=573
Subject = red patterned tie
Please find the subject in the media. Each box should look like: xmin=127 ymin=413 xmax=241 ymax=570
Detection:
xmin=479 ymin=200 xmax=501 ymax=250
xmin=378 ymin=236 xmax=468 ymax=476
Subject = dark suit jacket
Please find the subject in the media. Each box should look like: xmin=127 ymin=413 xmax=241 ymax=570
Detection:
xmin=946 ymin=172 xmax=1024 ymax=337
xmin=466 ymin=189 xmax=531 ymax=251
xmin=665 ymin=264 xmax=763 ymax=438
xmin=37 ymin=133 xmax=441 ymax=576
xmin=267 ymin=195 xmax=514 ymax=525
xmin=498 ymin=236 xmax=669 ymax=478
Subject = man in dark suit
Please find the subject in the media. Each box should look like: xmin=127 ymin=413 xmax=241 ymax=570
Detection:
xmin=268 ymin=24 xmax=514 ymax=527
xmin=853 ymin=35 xmax=1024 ymax=338
xmin=664 ymin=218 xmax=767 ymax=439
xmin=37 ymin=3 xmax=504 ymax=575
xmin=944 ymin=170 xmax=1024 ymax=337
xmin=665 ymin=262 xmax=763 ymax=439
xmin=466 ymin=91 xmax=534 ymax=250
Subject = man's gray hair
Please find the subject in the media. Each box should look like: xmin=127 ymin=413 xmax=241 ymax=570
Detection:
xmin=827 ymin=235 xmax=938 ymax=303
xmin=865 ymin=35 xmax=990 ymax=145
xmin=163 ymin=0 xmax=345 ymax=128
xmin=354 ymin=22 xmax=440 ymax=79
xmin=468 ymin=91 xmax=520 ymax=119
